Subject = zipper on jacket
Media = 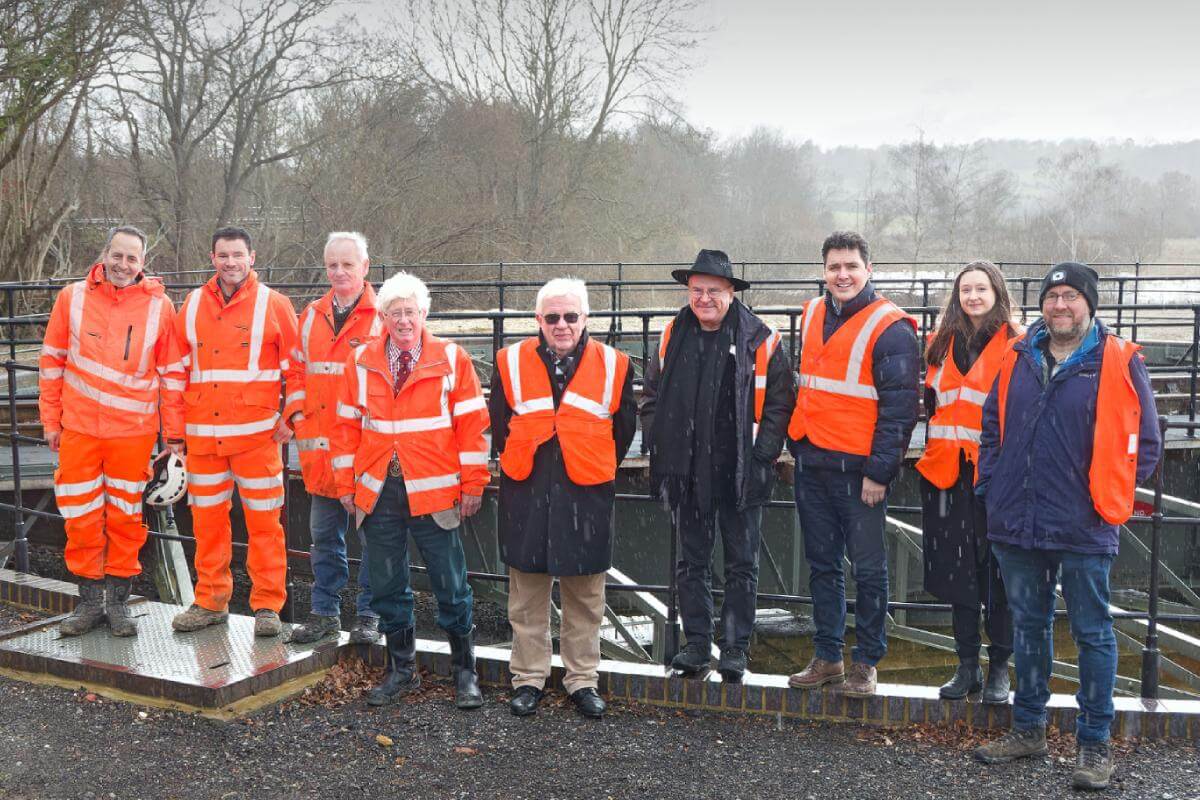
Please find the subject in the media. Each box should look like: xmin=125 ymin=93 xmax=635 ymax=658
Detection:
xmin=123 ymin=326 xmax=133 ymax=360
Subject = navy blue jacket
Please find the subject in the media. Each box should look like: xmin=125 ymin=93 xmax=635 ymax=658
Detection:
xmin=976 ymin=318 xmax=1162 ymax=554
xmin=789 ymin=283 xmax=921 ymax=485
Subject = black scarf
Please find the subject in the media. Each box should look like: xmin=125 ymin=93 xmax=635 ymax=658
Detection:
xmin=650 ymin=307 xmax=735 ymax=508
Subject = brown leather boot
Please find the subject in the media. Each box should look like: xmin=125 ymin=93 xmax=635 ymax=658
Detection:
xmin=788 ymin=657 xmax=845 ymax=689
xmin=841 ymin=662 xmax=878 ymax=697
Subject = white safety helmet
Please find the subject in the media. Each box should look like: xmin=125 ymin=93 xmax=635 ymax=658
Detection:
xmin=145 ymin=451 xmax=188 ymax=508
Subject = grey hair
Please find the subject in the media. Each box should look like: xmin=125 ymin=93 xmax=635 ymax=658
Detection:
xmin=535 ymin=277 xmax=589 ymax=315
xmin=104 ymin=225 xmax=148 ymax=257
xmin=324 ymin=231 xmax=369 ymax=261
xmin=377 ymin=271 xmax=431 ymax=314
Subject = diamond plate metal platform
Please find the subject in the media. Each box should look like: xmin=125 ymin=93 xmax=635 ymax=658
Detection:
xmin=0 ymin=601 xmax=343 ymax=708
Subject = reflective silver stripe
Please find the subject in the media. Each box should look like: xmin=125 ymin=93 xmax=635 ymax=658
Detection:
xmin=40 ymin=367 xmax=63 ymax=380
xmin=754 ymin=376 xmax=767 ymax=389
xmin=800 ymin=297 xmax=821 ymax=344
xmin=190 ymin=369 xmax=281 ymax=383
xmin=187 ymin=470 xmax=234 ymax=486
xmin=369 ymin=316 xmax=383 ymax=337
xmin=331 ymin=454 xmax=353 ymax=468
xmin=959 ymin=387 xmax=989 ymax=406
xmin=405 ymin=472 xmax=459 ymax=494
xmin=42 ymin=344 xmax=67 ymax=359
xmin=1127 ymin=433 xmax=1138 ymax=455
xmin=107 ymin=495 xmax=142 ymax=515
xmin=356 ymin=358 xmax=368 ymax=408
xmin=752 ymin=421 xmax=760 ymax=442
xmin=843 ymin=301 xmax=898 ymax=384
xmin=359 ymin=472 xmax=384 ymax=493
xmin=307 ymin=361 xmax=345 ymax=375
xmin=247 ymin=284 xmax=270 ymax=372
xmin=64 ymin=371 xmax=156 ymax=415
xmin=300 ymin=304 xmax=317 ymax=364
xmin=336 ymin=402 xmax=362 ymax=419
xmin=561 ymin=391 xmax=610 ymax=419
xmin=185 ymin=415 xmax=279 ymax=438
xmin=458 ymin=451 xmax=488 ymax=466
xmin=512 ymin=396 xmax=554 ymax=415
xmin=296 ymin=437 xmax=330 ymax=452
xmin=242 ymin=495 xmax=284 ymax=512
xmin=70 ymin=353 xmax=159 ymax=391
xmin=68 ymin=280 xmax=84 ymax=360
xmin=234 ymin=474 xmax=284 ymax=491
xmin=55 ymin=475 xmax=104 ymax=497
xmin=599 ymin=342 xmax=617 ymax=413
xmin=363 ymin=415 xmax=451 ymax=434
xmin=163 ymin=378 xmax=186 ymax=391
xmin=184 ymin=287 xmax=203 ymax=358
xmin=59 ymin=494 xmax=105 ymax=518
xmin=104 ymin=476 xmax=147 ymax=494
xmin=135 ymin=295 xmax=164 ymax=378
xmin=158 ymin=359 xmax=185 ymax=375
xmin=279 ymin=358 xmax=290 ymax=370
xmin=765 ymin=329 xmax=781 ymax=358
xmin=797 ymin=373 xmax=879 ymax=400
xmin=453 ymin=396 xmax=486 ymax=416
xmin=927 ymin=424 xmax=981 ymax=443
xmin=286 ymin=390 xmax=305 ymax=406
xmin=506 ymin=344 xmax=524 ymax=407
xmin=190 ymin=489 xmax=233 ymax=507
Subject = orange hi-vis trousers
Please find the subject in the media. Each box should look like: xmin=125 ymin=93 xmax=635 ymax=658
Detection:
xmin=186 ymin=440 xmax=288 ymax=613
xmin=54 ymin=430 xmax=157 ymax=580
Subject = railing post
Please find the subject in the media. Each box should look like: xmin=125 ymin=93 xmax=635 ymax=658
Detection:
xmin=1131 ymin=261 xmax=1141 ymax=342
xmin=7 ymin=362 xmax=28 ymax=572
xmin=7 ymin=288 xmax=16 ymax=361
xmin=1116 ymin=277 xmax=1125 ymax=336
xmin=640 ymin=314 xmax=651 ymax=455
xmin=616 ymin=262 xmax=624 ymax=335
xmin=497 ymin=262 xmax=505 ymax=313
xmin=1190 ymin=307 xmax=1199 ymax=437
xmin=1140 ymin=415 xmax=1168 ymax=699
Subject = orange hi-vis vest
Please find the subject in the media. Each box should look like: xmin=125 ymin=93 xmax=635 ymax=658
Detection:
xmin=292 ymin=285 xmax=383 ymax=497
xmin=176 ymin=270 xmax=302 ymax=456
xmin=996 ymin=332 xmax=1143 ymax=525
xmin=915 ymin=328 xmax=1014 ymax=489
xmin=331 ymin=330 xmax=490 ymax=516
xmin=38 ymin=263 xmax=186 ymax=440
xmin=787 ymin=295 xmax=917 ymax=456
xmin=657 ymin=318 xmax=782 ymax=441
xmin=496 ymin=337 xmax=630 ymax=485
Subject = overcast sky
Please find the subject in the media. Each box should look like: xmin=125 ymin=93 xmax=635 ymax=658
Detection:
xmin=678 ymin=0 xmax=1200 ymax=147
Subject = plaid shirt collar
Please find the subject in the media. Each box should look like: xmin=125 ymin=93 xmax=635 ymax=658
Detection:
xmin=385 ymin=337 xmax=422 ymax=383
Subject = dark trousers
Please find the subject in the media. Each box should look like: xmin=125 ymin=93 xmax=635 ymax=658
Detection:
xmin=794 ymin=464 xmax=889 ymax=666
xmin=361 ymin=476 xmax=473 ymax=637
xmin=673 ymin=493 xmax=762 ymax=651
xmin=952 ymin=599 xmax=1013 ymax=664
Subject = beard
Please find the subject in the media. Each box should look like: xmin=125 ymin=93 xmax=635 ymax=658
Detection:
xmin=1047 ymin=313 xmax=1089 ymax=344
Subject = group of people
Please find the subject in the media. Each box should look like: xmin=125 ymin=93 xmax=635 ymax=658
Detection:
xmin=39 ymin=225 xmax=1161 ymax=791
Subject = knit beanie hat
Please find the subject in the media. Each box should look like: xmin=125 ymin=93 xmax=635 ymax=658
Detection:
xmin=1039 ymin=262 xmax=1099 ymax=314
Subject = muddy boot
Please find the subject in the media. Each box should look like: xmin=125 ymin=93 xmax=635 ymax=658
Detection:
xmin=1072 ymin=741 xmax=1113 ymax=790
xmin=366 ymin=627 xmax=420 ymax=707
xmin=104 ymin=576 xmax=137 ymax=638
xmin=938 ymin=660 xmax=983 ymax=699
xmin=288 ymin=613 xmax=339 ymax=644
xmin=670 ymin=641 xmax=712 ymax=676
xmin=448 ymin=628 xmax=483 ymax=710
xmin=982 ymin=658 xmax=1011 ymax=704
xmin=974 ymin=727 xmax=1048 ymax=764
xmin=59 ymin=579 xmax=105 ymax=637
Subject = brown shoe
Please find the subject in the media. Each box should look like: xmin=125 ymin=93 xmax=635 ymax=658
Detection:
xmin=788 ymin=657 xmax=845 ymax=689
xmin=841 ymin=662 xmax=877 ymax=697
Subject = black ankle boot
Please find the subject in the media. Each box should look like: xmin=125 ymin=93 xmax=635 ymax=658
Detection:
xmin=60 ymin=578 xmax=105 ymax=636
xmin=938 ymin=660 xmax=983 ymax=699
xmin=982 ymin=659 xmax=1011 ymax=704
xmin=366 ymin=627 xmax=420 ymax=706
xmin=104 ymin=576 xmax=137 ymax=637
xmin=448 ymin=628 xmax=483 ymax=710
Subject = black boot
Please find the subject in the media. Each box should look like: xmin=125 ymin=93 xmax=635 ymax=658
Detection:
xmin=938 ymin=660 xmax=983 ymax=699
xmin=366 ymin=627 xmax=420 ymax=706
xmin=448 ymin=628 xmax=483 ymax=710
xmin=59 ymin=579 xmax=105 ymax=636
xmin=104 ymin=576 xmax=137 ymax=637
xmin=982 ymin=658 xmax=1011 ymax=704
xmin=670 ymin=641 xmax=712 ymax=675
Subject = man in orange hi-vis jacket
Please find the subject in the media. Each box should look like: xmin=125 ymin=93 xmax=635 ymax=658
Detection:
xmin=39 ymin=225 xmax=186 ymax=638
xmin=170 ymin=226 xmax=303 ymax=638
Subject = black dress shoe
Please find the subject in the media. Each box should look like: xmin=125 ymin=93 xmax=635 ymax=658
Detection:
xmin=570 ymin=687 xmax=606 ymax=719
xmin=670 ymin=642 xmax=711 ymax=675
xmin=510 ymin=685 xmax=543 ymax=717
xmin=717 ymin=647 xmax=747 ymax=683
xmin=938 ymin=661 xmax=983 ymax=699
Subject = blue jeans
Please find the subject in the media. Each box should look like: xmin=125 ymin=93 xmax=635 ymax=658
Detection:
xmin=360 ymin=476 xmax=473 ymax=636
xmin=308 ymin=494 xmax=375 ymax=618
xmin=795 ymin=465 xmax=889 ymax=666
xmin=991 ymin=542 xmax=1116 ymax=744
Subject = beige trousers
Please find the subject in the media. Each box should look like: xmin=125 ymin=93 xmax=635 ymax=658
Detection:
xmin=508 ymin=567 xmax=606 ymax=694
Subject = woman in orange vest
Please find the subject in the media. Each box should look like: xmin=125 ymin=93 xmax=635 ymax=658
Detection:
xmin=916 ymin=261 xmax=1018 ymax=703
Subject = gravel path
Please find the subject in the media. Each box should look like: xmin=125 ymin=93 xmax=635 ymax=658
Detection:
xmin=0 ymin=670 xmax=1196 ymax=800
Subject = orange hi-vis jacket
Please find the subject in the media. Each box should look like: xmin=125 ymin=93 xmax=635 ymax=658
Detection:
xmin=39 ymin=263 xmax=185 ymax=440
xmin=658 ymin=318 xmax=783 ymax=441
xmin=292 ymin=285 xmax=383 ymax=497
xmin=997 ymin=333 xmax=1143 ymax=525
xmin=175 ymin=270 xmax=303 ymax=456
xmin=496 ymin=336 xmax=630 ymax=485
xmin=787 ymin=295 xmax=917 ymax=456
xmin=915 ymin=328 xmax=1014 ymax=489
xmin=332 ymin=329 xmax=490 ymax=516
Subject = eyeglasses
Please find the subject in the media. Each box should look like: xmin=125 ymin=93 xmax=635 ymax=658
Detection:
xmin=1043 ymin=290 xmax=1082 ymax=305
xmin=542 ymin=312 xmax=580 ymax=325
xmin=689 ymin=288 xmax=729 ymax=300
xmin=383 ymin=308 xmax=422 ymax=321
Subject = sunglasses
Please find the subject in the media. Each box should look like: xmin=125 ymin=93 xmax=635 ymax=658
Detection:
xmin=542 ymin=312 xmax=580 ymax=325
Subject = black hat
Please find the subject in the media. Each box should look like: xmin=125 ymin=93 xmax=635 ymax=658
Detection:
xmin=1039 ymin=261 xmax=1099 ymax=314
xmin=672 ymin=249 xmax=750 ymax=292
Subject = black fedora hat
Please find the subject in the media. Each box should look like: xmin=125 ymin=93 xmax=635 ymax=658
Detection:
xmin=671 ymin=249 xmax=750 ymax=292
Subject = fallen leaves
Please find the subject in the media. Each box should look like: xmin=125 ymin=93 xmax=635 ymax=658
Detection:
xmin=375 ymin=734 xmax=394 ymax=747
xmin=856 ymin=721 xmax=1137 ymax=758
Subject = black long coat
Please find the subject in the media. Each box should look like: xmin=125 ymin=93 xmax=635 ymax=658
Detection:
xmin=488 ymin=332 xmax=637 ymax=576
xmin=920 ymin=454 xmax=1006 ymax=608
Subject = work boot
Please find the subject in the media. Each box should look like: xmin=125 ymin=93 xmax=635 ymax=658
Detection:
xmin=841 ymin=662 xmax=877 ymax=697
xmin=788 ymin=657 xmax=845 ymax=689
xmin=670 ymin=641 xmax=711 ymax=675
xmin=982 ymin=659 xmax=1011 ymax=704
xmin=349 ymin=615 xmax=381 ymax=645
xmin=172 ymin=604 xmax=229 ymax=632
xmin=717 ymin=646 xmax=747 ymax=683
xmin=104 ymin=576 xmax=137 ymax=638
xmin=938 ymin=660 xmax=983 ymax=699
xmin=973 ymin=727 xmax=1048 ymax=764
xmin=1072 ymin=741 xmax=1114 ymax=790
xmin=288 ymin=613 xmax=339 ymax=644
xmin=366 ymin=627 xmax=420 ymax=706
xmin=448 ymin=628 xmax=483 ymax=710
xmin=59 ymin=578 xmax=106 ymax=637
xmin=254 ymin=609 xmax=282 ymax=637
